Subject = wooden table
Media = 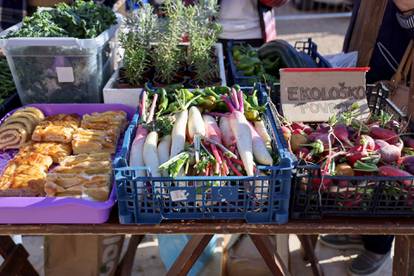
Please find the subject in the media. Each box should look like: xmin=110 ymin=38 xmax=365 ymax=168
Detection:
xmin=2 ymin=217 xmax=414 ymax=276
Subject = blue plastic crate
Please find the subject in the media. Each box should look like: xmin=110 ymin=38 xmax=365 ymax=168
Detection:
xmin=114 ymin=86 xmax=295 ymax=224
xmin=227 ymin=38 xmax=331 ymax=87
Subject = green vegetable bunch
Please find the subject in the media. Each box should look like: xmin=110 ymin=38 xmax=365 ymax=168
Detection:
xmin=7 ymin=0 xmax=116 ymax=39
xmin=120 ymin=3 xmax=158 ymax=86
xmin=232 ymin=45 xmax=279 ymax=85
xmin=0 ymin=58 xmax=16 ymax=104
xmin=186 ymin=0 xmax=221 ymax=85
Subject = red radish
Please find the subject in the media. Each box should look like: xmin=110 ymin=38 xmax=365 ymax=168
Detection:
xmin=370 ymin=127 xmax=398 ymax=144
xmin=281 ymin=126 xmax=291 ymax=142
xmin=222 ymin=92 xmax=255 ymax=176
xmin=295 ymin=147 xmax=311 ymax=161
xmin=333 ymin=124 xmax=353 ymax=146
xmin=357 ymin=135 xmax=375 ymax=151
xmin=302 ymin=126 xmax=313 ymax=135
xmin=317 ymin=123 xmax=331 ymax=133
xmin=219 ymin=116 xmax=236 ymax=147
xmin=290 ymin=133 xmax=308 ymax=152
xmin=379 ymin=166 xmax=413 ymax=186
xmin=291 ymin=122 xmax=305 ymax=130
xmin=375 ymin=139 xmax=401 ymax=163
xmin=308 ymin=132 xmax=333 ymax=147
xmin=402 ymin=156 xmax=414 ymax=174
xmin=347 ymin=151 xmax=368 ymax=167
xmin=403 ymin=137 xmax=414 ymax=148
xmin=247 ymin=122 xmax=273 ymax=165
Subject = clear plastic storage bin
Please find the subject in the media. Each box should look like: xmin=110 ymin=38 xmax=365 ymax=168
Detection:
xmin=0 ymin=16 xmax=120 ymax=104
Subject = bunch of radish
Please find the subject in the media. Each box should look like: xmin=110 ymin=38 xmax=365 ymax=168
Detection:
xmin=129 ymin=86 xmax=275 ymax=181
xmin=281 ymin=107 xmax=414 ymax=200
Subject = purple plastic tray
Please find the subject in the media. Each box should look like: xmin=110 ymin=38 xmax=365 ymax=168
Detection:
xmin=0 ymin=103 xmax=136 ymax=224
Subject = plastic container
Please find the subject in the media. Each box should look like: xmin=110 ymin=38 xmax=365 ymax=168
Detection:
xmin=114 ymin=85 xmax=295 ymax=224
xmin=290 ymin=83 xmax=414 ymax=219
xmin=0 ymin=103 xmax=135 ymax=224
xmin=227 ymin=38 xmax=330 ymax=87
xmin=0 ymin=15 xmax=121 ymax=105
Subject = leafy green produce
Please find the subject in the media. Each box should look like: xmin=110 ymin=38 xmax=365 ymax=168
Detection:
xmin=0 ymin=58 xmax=16 ymax=104
xmin=232 ymin=44 xmax=279 ymax=85
xmin=6 ymin=0 xmax=116 ymax=39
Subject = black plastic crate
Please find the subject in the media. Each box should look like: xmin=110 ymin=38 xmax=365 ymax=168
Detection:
xmin=290 ymin=83 xmax=414 ymax=219
xmin=227 ymin=38 xmax=330 ymax=87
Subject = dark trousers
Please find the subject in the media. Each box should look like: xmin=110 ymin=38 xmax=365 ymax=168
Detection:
xmin=362 ymin=235 xmax=394 ymax=255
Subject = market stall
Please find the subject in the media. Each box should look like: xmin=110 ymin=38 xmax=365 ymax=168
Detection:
xmin=0 ymin=0 xmax=413 ymax=275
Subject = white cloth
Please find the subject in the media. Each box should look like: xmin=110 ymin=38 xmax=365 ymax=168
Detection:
xmin=218 ymin=0 xmax=262 ymax=40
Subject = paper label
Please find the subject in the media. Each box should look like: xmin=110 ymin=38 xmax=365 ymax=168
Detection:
xmin=56 ymin=67 xmax=75 ymax=83
xmin=170 ymin=190 xmax=188 ymax=202
xmin=280 ymin=68 xmax=370 ymax=122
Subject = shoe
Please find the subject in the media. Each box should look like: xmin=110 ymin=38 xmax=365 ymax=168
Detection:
xmin=319 ymin=235 xmax=364 ymax=250
xmin=348 ymin=250 xmax=391 ymax=276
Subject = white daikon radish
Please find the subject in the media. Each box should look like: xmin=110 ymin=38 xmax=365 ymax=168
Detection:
xmin=219 ymin=116 xmax=236 ymax=147
xmin=170 ymin=109 xmax=188 ymax=158
xmin=143 ymin=131 xmax=161 ymax=177
xmin=248 ymin=122 xmax=273 ymax=166
xmin=158 ymin=135 xmax=171 ymax=176
xmin=254 ymin=120 xmax=272 ymax=148
xmin=187 ymin=106 xmax=205 ymax=141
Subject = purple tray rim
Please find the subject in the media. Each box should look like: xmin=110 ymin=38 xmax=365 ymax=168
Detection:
xmin=0 ymin=103 xmax=135 ymax=223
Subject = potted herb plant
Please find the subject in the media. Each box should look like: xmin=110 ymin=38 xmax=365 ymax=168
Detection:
xmin=103 ymin=0 xmax=226 ymax=107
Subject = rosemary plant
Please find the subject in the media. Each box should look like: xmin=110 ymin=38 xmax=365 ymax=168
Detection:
xmin=120 ymin=2 xmax=158 ymax=86
xmin=186 ymin=0 xmax=221 ymax=85
xmin=152 ymin=0 xmax=186 ymax=84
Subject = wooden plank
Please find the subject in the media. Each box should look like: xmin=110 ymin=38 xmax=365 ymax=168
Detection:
xmin=4 ymin=219 xmax=414 ymax=235
xmin=166 ymin=235 xmax=214 ymax=276
xmin=393 ymin=236 xmax=414 ymax=276
xmin=0 ymin=244 xmax=38 ymax=276
xmin=348 ymin=0 xmax=388 ymax=67
xmin=115 ymin=235 xmax=145 ymax=276
xmin=249 ymin=235 xmax=290 ymax=276
xmin=297 ymin=235 xmax=323 ymax=276
xmin=0 ymin=236 xmax=16 ymax=256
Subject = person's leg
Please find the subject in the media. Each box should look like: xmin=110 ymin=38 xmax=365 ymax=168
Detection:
xmin=361 ymin=235 xmax=394 ymax=255
xmin=348 ymin=235 xmax=393 ymax=276
xmin=319 ymin=235 xmax=364 ymax=250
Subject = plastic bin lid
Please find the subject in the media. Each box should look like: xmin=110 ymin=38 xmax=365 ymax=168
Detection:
xmin=0 ymin=14 xmax=122 ymax=49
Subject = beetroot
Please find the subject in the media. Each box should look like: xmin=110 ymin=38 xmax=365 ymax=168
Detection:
xmin=402 ymin=156 xmax=414 ymax=174
xmin=375 ymin=139 xmax=401 ymax=163
xmin=333 ymin=124 xmax=353 ymax=146
xmin=379 ymin=165 xmax=413 ymax=186
xmin=370 ymin=127 xmax=398 ymax=144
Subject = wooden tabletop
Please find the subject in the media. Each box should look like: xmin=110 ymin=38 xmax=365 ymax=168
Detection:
xmin=2 ymin=217 xmax=414 ymax=235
